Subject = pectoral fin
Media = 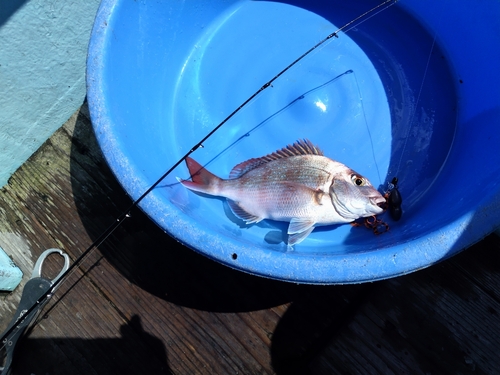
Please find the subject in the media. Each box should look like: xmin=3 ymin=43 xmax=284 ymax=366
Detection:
xmin=287 ymin=218 xmax=316 ymax=245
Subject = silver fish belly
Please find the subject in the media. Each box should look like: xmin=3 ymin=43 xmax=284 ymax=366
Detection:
xmin=178 ymin=139 xmax=385 ymax=245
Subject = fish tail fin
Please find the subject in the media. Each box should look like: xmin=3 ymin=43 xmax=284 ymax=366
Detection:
xmin=177 ymin=157 xmax=221 ymax=195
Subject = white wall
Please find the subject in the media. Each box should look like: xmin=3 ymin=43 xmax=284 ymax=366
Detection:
xmin=0 ymin=0 xmax=100 ymax=290
xmin=0 ymin=0 xmax=100 ymax=187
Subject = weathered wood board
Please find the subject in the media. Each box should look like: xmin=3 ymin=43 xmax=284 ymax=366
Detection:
xmin=1 ymin=103 xmax=499 ymax=374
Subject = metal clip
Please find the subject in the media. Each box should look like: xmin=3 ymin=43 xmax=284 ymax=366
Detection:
xmin=1 ymin=249 xmax=70 ymax=375
xmin=31 ymin=248 xmax=70 ymax=286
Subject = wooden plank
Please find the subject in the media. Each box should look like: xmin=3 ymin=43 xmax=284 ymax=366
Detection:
xmin=1 ymin=102 xmax=500 ymax=375
xmin=2 ymin=103 xmax=288 ymax=374
xmin=308 ymin=238 xmax=500 ymax=374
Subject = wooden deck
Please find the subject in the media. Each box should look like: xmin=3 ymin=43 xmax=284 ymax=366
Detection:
xmin=1 ymin=103 xmax=499 ymax=374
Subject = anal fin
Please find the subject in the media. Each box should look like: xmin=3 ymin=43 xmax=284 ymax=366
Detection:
xmin=227 ymin=200 xmax=263 ymax=224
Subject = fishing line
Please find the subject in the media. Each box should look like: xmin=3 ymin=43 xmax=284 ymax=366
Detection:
xmin=1 ymin=0 xmax=398 ymax=348
xmin=394 ymin=34 xmax=436 ymax=176
xmin=352 ymin=70 xmax=383 ymax=185
xmin=381 ymin=34 xmax=436 ymax=222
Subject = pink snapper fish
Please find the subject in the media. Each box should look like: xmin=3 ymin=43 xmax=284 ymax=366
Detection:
xmin=177 ymin=139 xmax=385 ymax=245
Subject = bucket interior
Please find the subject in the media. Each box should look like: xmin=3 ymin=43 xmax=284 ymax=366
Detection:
xmin=88 ymin=0 xmax=500 ymax=282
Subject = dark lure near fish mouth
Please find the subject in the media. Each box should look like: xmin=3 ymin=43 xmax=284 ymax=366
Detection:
xmin=178 ymin=139 xmax=385 ymax=246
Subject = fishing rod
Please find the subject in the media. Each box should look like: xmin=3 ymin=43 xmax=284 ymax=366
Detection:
xmin=0 ymin=0 xmax=398 ymax=369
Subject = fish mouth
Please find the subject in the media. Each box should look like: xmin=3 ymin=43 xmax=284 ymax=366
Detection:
xmin=370 ymin=196 xmax=387 ymax=208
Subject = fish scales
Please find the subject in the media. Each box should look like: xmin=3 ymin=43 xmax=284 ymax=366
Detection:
xmin=223 ymin=156 xmax=335 ymax=217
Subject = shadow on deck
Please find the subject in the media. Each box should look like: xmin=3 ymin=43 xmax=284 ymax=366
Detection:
xmin=1 ymin=104 xmax=499 ymax=374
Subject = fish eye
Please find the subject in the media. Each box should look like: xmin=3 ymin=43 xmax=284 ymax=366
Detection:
xmin=351 ymin=174 xmax=366 ymax=186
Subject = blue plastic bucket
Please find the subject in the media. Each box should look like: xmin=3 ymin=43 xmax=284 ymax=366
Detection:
xmin=87 ymin=0 xmax=500 ymax=283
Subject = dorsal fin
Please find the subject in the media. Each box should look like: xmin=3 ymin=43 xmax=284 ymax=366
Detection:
xmin=229 ymin=139 xmax=323 ymax=179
